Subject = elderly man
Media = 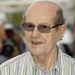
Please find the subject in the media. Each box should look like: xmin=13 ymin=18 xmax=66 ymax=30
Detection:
xmin=0 ymin=1 xmax=75 ymax=75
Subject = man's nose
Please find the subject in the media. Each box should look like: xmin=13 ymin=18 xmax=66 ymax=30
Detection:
xmin=31 ymin=27 xmax=40 ymax=38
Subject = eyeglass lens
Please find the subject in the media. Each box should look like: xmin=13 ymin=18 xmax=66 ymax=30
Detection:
xmin=22 ymin=22 xmax=51 ymax=33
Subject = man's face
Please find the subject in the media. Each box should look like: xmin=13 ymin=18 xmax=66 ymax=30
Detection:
xmin=25 ymin=6 xmax=60 ymax=56
xmin=72 ymin=31 xmax=75 ymax=52
xmin=0 ymin=40 xmax=3 ymax=53
xmin=0 ymin=25 xmax=7 ymax=40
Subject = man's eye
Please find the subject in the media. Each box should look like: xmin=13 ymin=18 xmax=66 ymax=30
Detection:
xmin=43 ymin=25 xmax=48 ymax=28
xmin=40 ymin=25 xmax=49 ymax=28
xmin=27 ymin=24 xmax=34 ymax=28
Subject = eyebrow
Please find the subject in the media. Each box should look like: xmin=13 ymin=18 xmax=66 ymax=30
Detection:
xmin=25 ymin=22 xmax=50 ymax=26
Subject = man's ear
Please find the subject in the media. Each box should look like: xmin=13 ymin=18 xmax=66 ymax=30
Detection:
xmin=60 ymin=24 xmax=66 ymax=35
xmin=57 ymin=24 xmax=66 ymax=40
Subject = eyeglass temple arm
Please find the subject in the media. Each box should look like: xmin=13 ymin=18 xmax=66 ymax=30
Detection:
xmin=51 ymin=24 xmax=64 ymax=28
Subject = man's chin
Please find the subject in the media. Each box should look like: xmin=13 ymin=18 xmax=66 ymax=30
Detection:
xmin=29 ymin=49 xmax=43 ymax=56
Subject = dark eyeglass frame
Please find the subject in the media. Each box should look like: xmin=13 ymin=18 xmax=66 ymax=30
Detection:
xmin=21 ymin=22 xmax=64 ymax=33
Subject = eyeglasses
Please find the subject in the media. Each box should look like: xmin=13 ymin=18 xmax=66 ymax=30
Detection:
xmin=21 ymin=22 xmax=63 ymax=33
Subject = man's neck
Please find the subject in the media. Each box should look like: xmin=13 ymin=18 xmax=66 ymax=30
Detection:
xmin=32 ymin=47 xmax=58 ymax=72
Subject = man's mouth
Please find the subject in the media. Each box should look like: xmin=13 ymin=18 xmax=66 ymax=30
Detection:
xmin=31 ymin=41 xmax=43 ymax=46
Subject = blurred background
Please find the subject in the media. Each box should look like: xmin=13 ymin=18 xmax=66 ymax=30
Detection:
xmin=0 ymin=0 xmax=75 ymax=64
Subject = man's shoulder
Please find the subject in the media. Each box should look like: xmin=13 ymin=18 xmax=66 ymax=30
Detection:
xmin=0 ymin=51 xmax=31 ymax=70
xmin=62 ymin=52 xmax=75 ymax=63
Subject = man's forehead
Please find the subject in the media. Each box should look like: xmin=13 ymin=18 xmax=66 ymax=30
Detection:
xmin=25 ymin=1 xmax=60 ymax=18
